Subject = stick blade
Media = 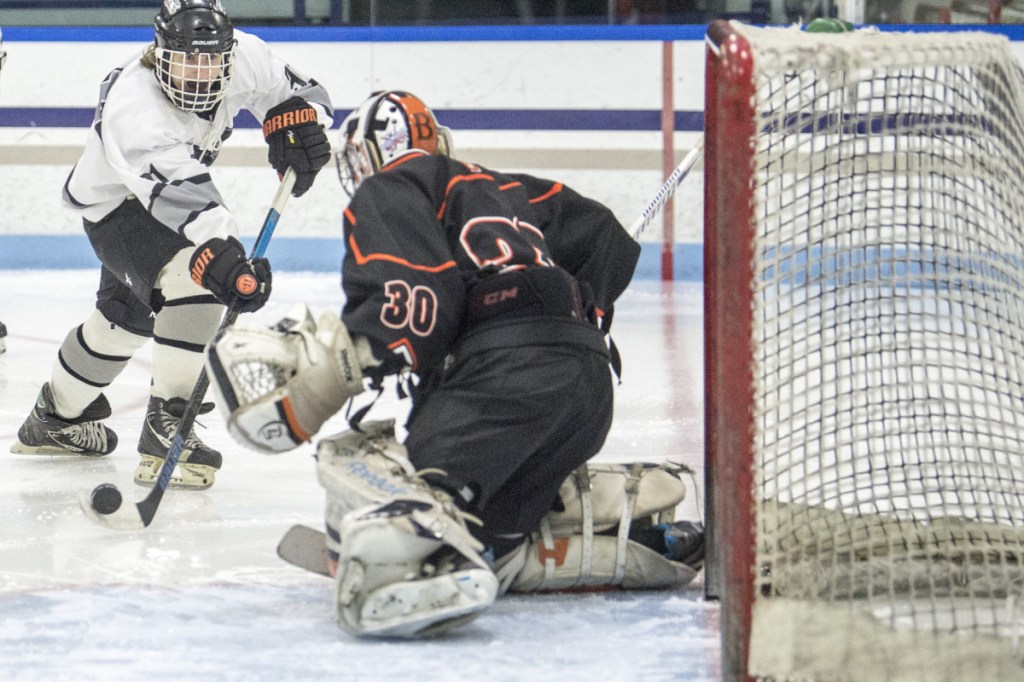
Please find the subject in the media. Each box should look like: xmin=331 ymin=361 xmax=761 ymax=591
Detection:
xmin=276 ymin=524 xmax=331 ymax=577
xmin=77 ymin=489 xmax=148 ymax=531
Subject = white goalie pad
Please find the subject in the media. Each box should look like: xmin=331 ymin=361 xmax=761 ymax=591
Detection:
xmin=495 ymin=462 xmax=699 ymax=593
xmin=333 ymin=499 xmax=498 ymax=638
xmin=205 ymin=304 xmax=369 ymax=453
xmin=316 ymin=421 xmax=497 ymax=637
xmin=315 ymin=420 xmax=426 ymax=529
xmin=498 ymin=532 xmax=698 ymax=593
xmin=546 ymin=463 xmax=688 ymax=534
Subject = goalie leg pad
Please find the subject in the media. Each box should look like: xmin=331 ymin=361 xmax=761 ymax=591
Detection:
xmin=494 ymin=461 xmax=700 ymax=593
xmin=495 ymin=532 xmax=698 ymax=593
xmin=317 ymin=422 xmax=497 ymax=637
xmin=333 ymin=499 xmax=498 ymax=638
xmin=545 ymin=462 xmax=689 ymax=535
xmin=316 ymin=420 xmax=426 ymax=526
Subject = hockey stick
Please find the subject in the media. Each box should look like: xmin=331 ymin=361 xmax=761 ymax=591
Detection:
xmin=277 ymin=524 xmax=332 ymax=577
xmin=629 ymin=135 xmax=704 ymax=241
xmin=78 ymin=167 xmax=298 ymax=530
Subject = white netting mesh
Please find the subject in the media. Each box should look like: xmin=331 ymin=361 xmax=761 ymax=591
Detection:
xmin=731 ymin=23 xmax=1024 ymax=681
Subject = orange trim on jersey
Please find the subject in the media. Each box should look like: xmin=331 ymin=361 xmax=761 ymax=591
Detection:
xmin=436 ymin=172 xmax=496 ymax=219
xmin=381 ymin=149 xmax=429 ymax=173
xmin=280 ymin=397 xmax=310 ymax=443
xmin=530 ymin=182 xmax=563 ymax=204
xmin=499 ymin=181 xmax=522 ymax=191
xmin=347 ymin=234 xmax=457 ymax=273
xmin=388 ymin=338 xmax=418 ymax=370
xmin=344 ymin=207 xmax=356 ymax=225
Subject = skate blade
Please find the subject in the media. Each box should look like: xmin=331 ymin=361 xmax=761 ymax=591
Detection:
xmin=10 ymin=440 xmax=110 ymax=457
xmin=133 ymin=454 xmax=217 ymax=491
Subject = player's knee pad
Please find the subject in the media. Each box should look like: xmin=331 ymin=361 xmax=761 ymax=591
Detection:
xmin=332 ymin=498 xmax=498 ymax=638
xmin=153 ymin=249 xmax=222 ymax=348
xmin=152 ymin=299 xmax=222 ymax=350
xmin=494 ymin=462 xmax=701 ymax=593
xmin=150 ymin=272 xmax=223 ymax=398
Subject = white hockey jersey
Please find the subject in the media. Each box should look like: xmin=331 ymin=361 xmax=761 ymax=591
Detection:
xmin=62 ymin=30 xmax=333 ymax=246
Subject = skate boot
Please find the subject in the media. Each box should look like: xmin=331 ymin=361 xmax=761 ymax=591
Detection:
xmin=10 ymin=382 xmax=118 ymax=457
xmin=0 ymin=321 xmax=7 ymax=354
xmin=134 ymin=396 xmax=222 ymax=491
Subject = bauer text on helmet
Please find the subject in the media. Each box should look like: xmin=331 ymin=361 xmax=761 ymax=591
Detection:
xmin=335 ymin=91 xmax=452 ymax=196
xmin=151 ymin=0 xmax=235 ymax=113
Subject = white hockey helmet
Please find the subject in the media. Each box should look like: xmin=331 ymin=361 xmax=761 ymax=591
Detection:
xmin=152 ymin=0 xmax=235 ymax=113
xmin=336 ymin=90 xmax=453 ymax=196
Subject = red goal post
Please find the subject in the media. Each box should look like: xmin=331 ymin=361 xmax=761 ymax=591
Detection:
xmin=704 ymin=20 xmax=1024 ymax=682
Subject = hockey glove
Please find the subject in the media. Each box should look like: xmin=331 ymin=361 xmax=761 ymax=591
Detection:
xmin=262 ymin=96 xmax=331 ymax=197
xmin=190 ymin=236 xmax=272 ymax=313
xmin=205 ymin=304 xmax=371 ymax=453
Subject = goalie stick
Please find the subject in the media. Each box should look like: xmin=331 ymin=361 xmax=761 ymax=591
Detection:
xmin=277 ymin=524 xmax=332 ymax=577
xmin=78 ymin=167 xmax=298 ymax=531
xmin=629 ymin=135 xmax=704 ymax=241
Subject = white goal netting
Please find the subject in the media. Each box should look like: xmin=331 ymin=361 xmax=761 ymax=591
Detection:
xmin=708 ymin=22 xmax=1024 ymax=681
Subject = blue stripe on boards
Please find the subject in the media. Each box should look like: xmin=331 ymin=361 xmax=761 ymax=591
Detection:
xmin=0 ymin=235 xmax=700 ymax=280
xmin=0 ymin=107 xmax=705 ymax=131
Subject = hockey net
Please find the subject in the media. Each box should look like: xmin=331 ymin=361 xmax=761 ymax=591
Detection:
xmin=704 ymin=21 xmax=1024 ymax=681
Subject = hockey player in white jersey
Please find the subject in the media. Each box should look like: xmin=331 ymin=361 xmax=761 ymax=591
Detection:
xmin=10 ymin=0 xmax=334 ymax=491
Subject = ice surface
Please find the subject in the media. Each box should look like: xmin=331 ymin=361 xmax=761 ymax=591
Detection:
xmin=0 ymin=270 xmax=719 ymax=681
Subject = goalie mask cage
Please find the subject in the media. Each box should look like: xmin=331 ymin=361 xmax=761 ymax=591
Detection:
xmin=704 ymin=21 xmax=1024 ymax=682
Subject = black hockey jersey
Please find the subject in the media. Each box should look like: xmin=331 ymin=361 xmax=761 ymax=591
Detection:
xmin=341 ymin=150 xmax=640 ymax=377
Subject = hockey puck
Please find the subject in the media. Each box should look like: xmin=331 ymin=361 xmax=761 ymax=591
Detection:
xmin=90 ymin=483 xmax=123 ymax=515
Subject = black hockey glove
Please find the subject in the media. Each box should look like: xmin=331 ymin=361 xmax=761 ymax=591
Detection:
xmin=262 ymin=96 xmax=331 ymax=197
xmin=189 ymin=237 xmax=272 ymax=313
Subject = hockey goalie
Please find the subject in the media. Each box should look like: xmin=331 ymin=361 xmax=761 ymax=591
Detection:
xmin=205 ymin=89 xmax=703 ymax=638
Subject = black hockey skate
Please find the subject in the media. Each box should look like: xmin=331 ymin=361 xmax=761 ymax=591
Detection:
xmin=10 ymin=382 xmax=118 ymax=457
xmin=134 ymin=396 xmax=222 ymax=491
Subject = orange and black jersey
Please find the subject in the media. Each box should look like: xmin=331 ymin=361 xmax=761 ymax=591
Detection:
xmin=340 ymin=150 xmax=640 ymax=378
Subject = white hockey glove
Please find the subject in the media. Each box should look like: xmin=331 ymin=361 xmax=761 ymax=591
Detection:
xmin=205 ymin=304 xmax=375 ymax=453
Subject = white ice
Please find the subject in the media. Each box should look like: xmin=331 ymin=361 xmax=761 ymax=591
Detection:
xmin=0 ymin=269 xmax=719 ymax=682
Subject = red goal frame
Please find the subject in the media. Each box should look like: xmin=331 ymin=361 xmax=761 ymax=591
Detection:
xmin=703 ymin=19 xmax=757 ymax=682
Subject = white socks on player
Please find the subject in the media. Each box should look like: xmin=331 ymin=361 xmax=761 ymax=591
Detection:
xmin=49 ymin=309 xmax=147 ymax=419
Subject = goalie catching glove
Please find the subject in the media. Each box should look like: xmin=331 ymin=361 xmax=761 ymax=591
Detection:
xmin=205 ymin=304 xmax=377 ymax=453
